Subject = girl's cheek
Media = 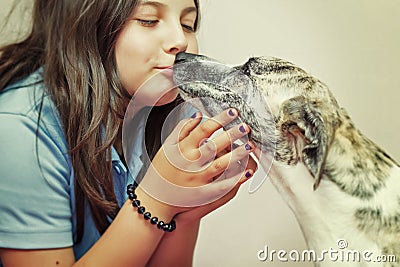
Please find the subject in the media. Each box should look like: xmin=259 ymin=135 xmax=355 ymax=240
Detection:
xmin=186 ymin=36 xmax=199 ymax=54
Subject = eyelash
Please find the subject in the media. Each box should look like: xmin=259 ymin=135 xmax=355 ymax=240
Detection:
xmin=182 ymin=24 xmax=195 ymax=33
xmin=137 ymin=19 xmax=159 ymax=26
xmin=136 ymin=19 xmax=195 ymax=32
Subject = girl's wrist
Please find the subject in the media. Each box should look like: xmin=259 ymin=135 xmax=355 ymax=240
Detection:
xmin=133 ymin=186 xmax=177 ymax=223
xmin=174 ymin=214 xmax=201 ymax=229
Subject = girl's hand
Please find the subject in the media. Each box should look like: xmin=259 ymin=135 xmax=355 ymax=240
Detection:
xmin=174 ymin=153 xmax=257 ymax=224
xmin=137 ymin=108 xmax=257 ymax=219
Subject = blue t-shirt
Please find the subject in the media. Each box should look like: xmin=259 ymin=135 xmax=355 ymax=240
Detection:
xmin=0 ymin=69 xmax=145 ymax=260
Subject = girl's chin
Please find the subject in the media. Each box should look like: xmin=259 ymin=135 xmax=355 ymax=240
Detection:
xmin=155 ymin=87 xmax=179 ymax=106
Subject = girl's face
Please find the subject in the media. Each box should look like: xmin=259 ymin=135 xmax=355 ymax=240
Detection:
xmin=115 ymin=0 xmax=199 ymax=106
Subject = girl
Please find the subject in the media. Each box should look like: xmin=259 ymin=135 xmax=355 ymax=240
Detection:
xmin=0 ymin=0 xmax=257 ymax=266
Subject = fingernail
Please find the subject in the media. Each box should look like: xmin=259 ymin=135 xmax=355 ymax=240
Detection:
xmin=232 ymin=143 xmax=239 ymax=149
xmin=228 ymin=109 xmax=236 ymax=117
xmin=245 ymin=143 xmax=252 ymax=151
xmin=239 ymin=125 xmax=247 ymax=133
xmin=245 ymin=171 xmax=253 ymax=179
xmin=191 ymin=112 xmax=197 ymax=118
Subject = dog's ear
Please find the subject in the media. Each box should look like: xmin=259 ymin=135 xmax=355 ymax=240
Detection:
xmin=279 ymin=96 xmax=335 ymax=190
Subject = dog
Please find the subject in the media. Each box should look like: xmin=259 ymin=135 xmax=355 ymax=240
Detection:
xmin=173 ymin=52 xmax=400 ymax=266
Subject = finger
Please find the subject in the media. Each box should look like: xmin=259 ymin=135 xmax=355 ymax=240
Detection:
xmin=202 ymin=123 xmax=250 ymax=157
xmin=203 ymin=141 xmax=255 ymax=181
xmin=164 ymin=112 xmax=202 ymax=145
xmin=245 ymin=155 xmax=258 ymax=173
xmin=190 ymin=170 xmax=253 ymax=218
xmin=196 ymin=139 xmax=217 ymax=166
xmin=183 ymin=108 xmax=238 ymax=146
xmin=176 ymin=170 xmax=253 ymax=221
xmin=177 ymin=111 xmax=203 ymax=142
xmin=174 ymin=180 xmax=240 ymax=222
xmin=237 ymin=168 xmax=255 ymax=185
xmin=218 ymin=151 xmax=257 ymax=181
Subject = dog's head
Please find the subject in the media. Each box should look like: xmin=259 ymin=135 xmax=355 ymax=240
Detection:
xmin=174 ymin=52 xmax=342 ymax=189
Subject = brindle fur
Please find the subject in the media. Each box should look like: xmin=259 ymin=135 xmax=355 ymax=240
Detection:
xmin=174 ymin=52 xmax=400 ymax=266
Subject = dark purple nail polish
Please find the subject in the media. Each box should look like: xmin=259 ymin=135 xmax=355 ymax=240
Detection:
xmin=228 ymin=109 xmax=236 ymax=116
xmin=232 ymin=143 xmax=239 ymax=149
xmin=191 ymin=112 xmax=197 ymax=118
xmin=239 ymin=125 xmax=247 ymax=133
xmin=245 ymin=143 xmax=252 ymax=151
xmin=245 ymin=171 xmax=252 ymax=178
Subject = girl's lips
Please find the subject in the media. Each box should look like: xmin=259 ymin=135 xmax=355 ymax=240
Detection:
xmin=155 ymin=67 xmax=174 ymax=78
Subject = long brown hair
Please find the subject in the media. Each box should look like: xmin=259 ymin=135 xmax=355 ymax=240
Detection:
xmin=0 ymin=0 xmax=200 ymax=242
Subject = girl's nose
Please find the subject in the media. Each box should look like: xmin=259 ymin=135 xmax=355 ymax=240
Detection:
xmin=163 ymin=22 xmax=188 ymax=54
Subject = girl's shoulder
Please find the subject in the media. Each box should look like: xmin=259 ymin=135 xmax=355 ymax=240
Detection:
xmin=0 ymin=68 xmax=47 ymax=116
xmin=0 ymin=68 xmax=74 ymax=251
xmin=0 ymin=67 xmax=69 ymax=165
xmin=0 ymin=68 xmax=66 ymax=140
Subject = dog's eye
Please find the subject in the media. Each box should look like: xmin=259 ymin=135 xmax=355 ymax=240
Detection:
xmin=242 ymin=64 xmax=251 ymax=76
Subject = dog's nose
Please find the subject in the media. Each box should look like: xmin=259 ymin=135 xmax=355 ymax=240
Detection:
xmin=175 ymin=52 xmax=197 ymax=64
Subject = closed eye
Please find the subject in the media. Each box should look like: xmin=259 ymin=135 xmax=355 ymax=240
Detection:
xmin=182 ymin=24 xmax=195 ymax=33
xmin=136 ymin=19 xmax=159 ymax=27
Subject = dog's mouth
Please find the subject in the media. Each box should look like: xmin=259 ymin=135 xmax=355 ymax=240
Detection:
xmin=173 ymin=52 xmax=277 ymax=152
xmin=173 ymin=52 xmax=280 ymax=192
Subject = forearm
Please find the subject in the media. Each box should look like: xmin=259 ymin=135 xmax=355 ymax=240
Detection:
xmin=76 ymin=188 xmax=176 ymax=267
xmin=147 ymin=219 xmax=200 ymax=267
xmin=0 ymin=196 xmax=174 ymax=267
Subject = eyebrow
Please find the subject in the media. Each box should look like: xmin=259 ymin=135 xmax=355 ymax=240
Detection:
xmin=138 ymin=0 xmax=197 ymax=16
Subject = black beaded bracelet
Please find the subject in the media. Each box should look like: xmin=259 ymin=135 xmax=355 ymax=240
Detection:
xmin=127 ymin=183 xmax=176 ymax=233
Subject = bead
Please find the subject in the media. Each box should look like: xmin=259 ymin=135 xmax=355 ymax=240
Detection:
xmin=143 ymin=212 xmax=151 ymax=220
xmin=157 ymin=221 xmax=165 ymax=229
xmin=163 ymin=224 xmax=170 ymax=232
xmin=126 ymin=182 xmax=176 ymax=233
xmin=133 ymin=182 xmax=138 ymax=190
xmin=170 ymin=220 xmax=176 ymax=231
xmin=128 ymin=192 xmax=137 ymax=200
xmin=127 ymin=185 xmax=135 ymax=194
xmin=138 ymin=206 xmax=145 ymax=214
xmin=132 ymin=199 xmax=140 ymax=207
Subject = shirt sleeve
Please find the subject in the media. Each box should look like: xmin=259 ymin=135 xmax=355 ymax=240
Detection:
xmin=0 ymin=112 xmax=73 ymax=249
